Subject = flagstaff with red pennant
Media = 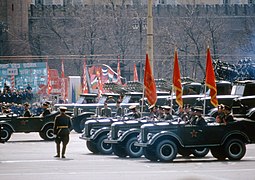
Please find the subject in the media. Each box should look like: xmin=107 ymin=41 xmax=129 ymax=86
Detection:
xmin=46 ymin=61 xmax=52 ymax=95
xmin=96 ymin=68 xmax=103 ymax=98
xmin=117 ymin=56 xmax=121 ymax=85
xmin=205 ymin=47 xmax=218 ymax=109
xmin=172 ymin=49 xmax=183 ymax=108
xmin=134 ymin=63 xmax=139 ymax=82
xmin=82 ymin=59 xmax=89 ymax=93
xmin=61 ymin=60 xmax=66 ymax=101
xmin=144 ymin=53 xmax=157 ymax=106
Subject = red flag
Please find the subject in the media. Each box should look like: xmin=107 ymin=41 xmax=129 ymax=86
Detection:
xmin=134 ymin=64 xmax=139 ymax=82
xmin=47 ymin=62 xmax=52 ymax=95
xmin=205 ymin=47 xmax=218 ymax=107
xmin=144 ymin=54 xmax=157 ymax=105
xmin=96 ymin=68 xmax=103 ymax=98
xmin=172 ymin=49 xmax=183 ymax=108
xmin=82 ymin=59 xmax=89 ymax=93
xmin=61 ymin=60 xmax=66 ymax=100
xmin=117 ymin=56 xmax=121 ymax=84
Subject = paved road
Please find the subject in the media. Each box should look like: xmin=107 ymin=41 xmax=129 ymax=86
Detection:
xmin=1 ymin=132 xmax=255 ymax=180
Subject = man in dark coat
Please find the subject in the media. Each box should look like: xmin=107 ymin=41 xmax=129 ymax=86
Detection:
xmin=40 ymin=103 xmax=51 ymax=117
xmin=101 ymin=102 xmax=112 ymax=117
xmin=23 ymin=102 xmax=32 ymax=117
xmin=163 ymin=106 xmax=173 ymax=121
xmin=53 ymin=107 xmax=72 ymax=158
xmin=115 ymin=100 xmax=124 ymax=117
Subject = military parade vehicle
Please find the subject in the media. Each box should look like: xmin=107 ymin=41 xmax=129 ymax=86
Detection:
xmin=70 ymin=92 xmax=144 ymax=133
xmin=135 ymin=117 xmax=255 ymax=162
xmin=104 ymin=116 xmax=181 ymax=158
xmin=0 ymin=111 xmax=72 ymax=142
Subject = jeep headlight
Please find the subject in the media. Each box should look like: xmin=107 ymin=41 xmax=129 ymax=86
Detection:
xmin=90 ymin=128 xmax=96 ymax=136
xmin=146 ymin=133 xmax=153 ymax=141
xmin=117 ymin=130 xmax=124 ymax=138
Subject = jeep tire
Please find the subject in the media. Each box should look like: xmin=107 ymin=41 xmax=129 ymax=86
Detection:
xmin=1 ymin=126 xmax=12 ymax=142
xmin=156 ymin=140 xmax=177 ymax=162
xmin=125 ymin=137 xmax=143 ymax=158
xmin=143 ymin=147 xmax=158 ymax=161
xmin=192 ymin=147 xmax=209 ymax=158
xmin=40 ymin=125 xmax=54 ymax=141
xmin=86 ymin=141 xmax=99 ymax=154
xmin=96 ymin=135 xmax=113 ymax=155
xmin=112 ymin=144 xmax=127 ymax=157
xmin=224 ymin=139 xmax=246 ymax=161
xmin=210 ymin=146 xmax=226 ymax=161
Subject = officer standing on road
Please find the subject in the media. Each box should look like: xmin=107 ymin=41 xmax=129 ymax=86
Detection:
xmin=53 ymin=106 xmax=72 ymax=158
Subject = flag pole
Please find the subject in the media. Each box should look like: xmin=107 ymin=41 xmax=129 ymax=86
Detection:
xmin=203 ymin=84 xmax=206 ymax=116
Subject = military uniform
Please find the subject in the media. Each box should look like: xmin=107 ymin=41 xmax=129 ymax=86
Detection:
xmin=53 ymin=107 xmax=72 ymax=158
xmin=116 ymin=107 xmax=124 ymax=117
xmin=101 ymin=107 xmax=112 ymax=117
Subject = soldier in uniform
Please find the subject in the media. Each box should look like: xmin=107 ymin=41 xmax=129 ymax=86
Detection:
xmin=40 ymin=103 xmax=51 ymax=117
xmin=115 ymin=100 xmax=124 ymax=117
xmin=216 ymin=104 xmax=225 ymax=123
xmin=101 ymin=102 xmax=112 ymax=117
xmin=162 ymin=106 xmax=174 ymax=121
xmin=157 ymin=106 xmax=165 ymax=120
xmin=53 ymin=106 xmax=72 ymax=158
xmin=223 ymin=105 xmax=234 ymax=125
xmin=129 ymin=105 xmax=141 ymax=119
xmin=149 ymin=105 xmax=158 ymax=119
xmin=191 ymin=107 xmax=206 ymax=126
xmin=23 ymin=102 xmax=32 ymax=117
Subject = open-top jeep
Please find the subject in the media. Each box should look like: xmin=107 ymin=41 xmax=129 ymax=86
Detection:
xmin=0 ymin=111 xmax=72 ymax=142
xmin=105 ymin=116 xmax=181 ymax=158
xmin=135 ymin=117 xmax=255 ymax=162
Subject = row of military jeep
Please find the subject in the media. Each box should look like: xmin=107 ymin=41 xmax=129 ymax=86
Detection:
xmin=1 ymin=80 xmax=255 ymax=149
xmin=80 ymin=114 xmax=255 ymax=162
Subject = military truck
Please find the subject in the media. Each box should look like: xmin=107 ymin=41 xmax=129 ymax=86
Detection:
xmin=135 ymin=117 xmax=255 ymax=162
xmin=0 ymin=111 xmax=72 ymax=142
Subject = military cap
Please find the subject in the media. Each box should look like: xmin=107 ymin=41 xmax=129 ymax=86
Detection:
xmin=24 ymin=102 xmax=30 ymax=107
xmin=43 ymin=103 xmax=49 ymax=106
xmin=59 ymin=106 xmax=67 ymax=111
xmin=129 ymin=105 xmax=137 ymax=110
xmin=224 ymin=105 xmax=231 ymax=111
xmin=193 ymin=106 xmax=203 ymax=113
xmin=162 ymin=105 xmax=171 ymax=110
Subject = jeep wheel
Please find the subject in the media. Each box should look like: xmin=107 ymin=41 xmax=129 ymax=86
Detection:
xmin=112 ymin=144 xmax=127 ymax=157
xmin=86 ymin=141 xmax=99 ymax=154
xmin=40 ymin=125 xmax=54 ymax=141
xmin=178 ymin=148 xmax=192 ymax=157
xmin=225 ymin=139 xmax=246 ymax=161
xmin=96 ymin=135 xmax=112 ymax=155
xmin=1 ymin=126 xmax=12 ymax=142
xmin=192 ymin=148 xmax=209 ymax=158
xmin=125 ymin=137 xmax=143 ymax=158
xmin=210 ymin=147 xmax=226 ymax=161
xmin=156 ymin=140 xmax=177 ymax=162
xmin=143 ymin=147 xmax=158 ymax=161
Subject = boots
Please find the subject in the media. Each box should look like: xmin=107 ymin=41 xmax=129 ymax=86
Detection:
xmin=54 ymin=143 xmax=60 ymax=158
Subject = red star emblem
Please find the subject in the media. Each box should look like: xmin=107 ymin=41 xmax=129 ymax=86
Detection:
xmin=190 ymin=130 xmax=198 ymax=138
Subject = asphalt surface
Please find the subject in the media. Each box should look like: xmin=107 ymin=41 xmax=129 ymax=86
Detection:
xmin=1 ymin=132 xmax=255 ymax=180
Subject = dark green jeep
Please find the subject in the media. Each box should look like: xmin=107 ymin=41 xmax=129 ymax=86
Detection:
xmin=135 ymin=118 xmax=255 ymax=162
xmin=0 ymin=111 xmax=72 ymax=142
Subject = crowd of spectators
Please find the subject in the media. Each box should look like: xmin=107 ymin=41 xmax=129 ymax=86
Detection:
xmin=0 ymin=83 xmax=46 ymax=116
